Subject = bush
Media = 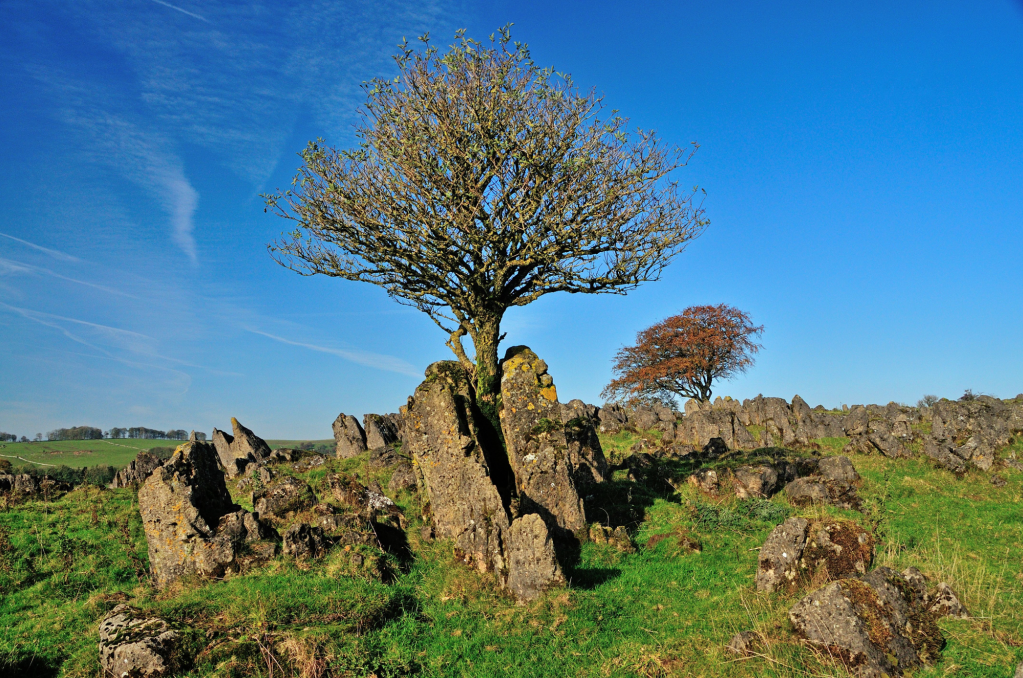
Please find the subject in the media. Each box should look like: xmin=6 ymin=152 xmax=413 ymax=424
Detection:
xmin=917 ymin=394 xmax=938 ymax=408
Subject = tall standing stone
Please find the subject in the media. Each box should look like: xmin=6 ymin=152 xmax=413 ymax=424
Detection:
xmin=559 ymin=399 xmax=609 ymax=487
xmin=332 ymin=413 xmax=367 ymax=458
xmin=139 ymin=441 xmax=275 ymax=588
xmin=499 ymin=346 xmax=586 ymax=540
xmin=403 ymin=361 xmax=512 ymax=576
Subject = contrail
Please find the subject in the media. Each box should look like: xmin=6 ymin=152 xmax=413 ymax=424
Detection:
xmin=149 ymin=0 xmax=210 ymax=22
xmin=0 ymin=232 xmax=80 ymax=262
xmin=0 ymin=256 xmax=139 ymax=299
xmin=247 ymin=328 xmax=421 ymax=378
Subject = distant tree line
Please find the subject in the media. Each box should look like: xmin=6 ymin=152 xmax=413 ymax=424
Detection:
xmin=105 ymin=428 xmax=189 ymax=440
xmin=0 ymin=427 xmax=197 ymax=443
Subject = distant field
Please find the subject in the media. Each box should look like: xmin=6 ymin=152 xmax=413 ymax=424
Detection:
xmin=0 ymin=438 xmax=334 ymax=471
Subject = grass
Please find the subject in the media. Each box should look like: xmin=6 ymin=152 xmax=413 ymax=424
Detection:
xmin=0 ymin=433 xmax=1021 ymax=677
xmin=0 ymin=439 xmax=334 ymax=472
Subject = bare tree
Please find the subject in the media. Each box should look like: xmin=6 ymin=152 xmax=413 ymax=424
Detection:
xmin=265 ymin=27 xmax=709 ymax=422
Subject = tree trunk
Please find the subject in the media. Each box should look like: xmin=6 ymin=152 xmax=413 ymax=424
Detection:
xmin=470 ymin=312 xmax=504 ymax=432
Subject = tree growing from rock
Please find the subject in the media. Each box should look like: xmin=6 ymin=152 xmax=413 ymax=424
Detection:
xmin=264 ymin=27 xmax=708 ymax=423
xmin=603 ymin=304 xmax=763 ymax=404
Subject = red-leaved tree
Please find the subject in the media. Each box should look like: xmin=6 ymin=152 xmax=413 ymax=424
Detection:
xmin=602 ymin=305 xmax=764 ymax=404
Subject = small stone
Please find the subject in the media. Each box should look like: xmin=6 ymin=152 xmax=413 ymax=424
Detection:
xmin=98 ymin=605 xmax=183 ymax=677
xmin=726 ymin=630 xmax=760 ymax=657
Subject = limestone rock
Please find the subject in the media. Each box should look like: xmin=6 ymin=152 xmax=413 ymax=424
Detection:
xmin=332 ymin=413 xmax=367 ymax=459
xmin=506 ymin=513 xmax=565 ymax=603
xmin=99 ymin=605 xmax=184 ymax=677
xmin=211 ymin=418 xmax=271 ymax=477
xmin=629 ymin=406 xmax=660 ymax=431
xmin=282 ymin=523 xmax=331 ymax=559
xmin=364 ymin=413 xmax=400 ymax=450
xmin=688 ymin=468 xmax=719 ymax=494
xmin=139 ymin=441 xmax=276 ymax=588
xmin=402 ymin=361 xmax=511 ymax=576
xmin=785 ymin=476 xmax=861 ymax=510
xmin=756 ymin=517 xmax=809 ymax=592
xmin=589 ymin=524 xmax=636 ymax=552
xmin=789 ymin=567 xmax=944 ymax=677
xmin=368 ymin=445 xmax=402 ymax=468
xmin=499 ymin=346 xmax=586 ymax=539
xmin=560 ymin=399 xmax=609 ymax=487
xmin=817 ymin=456 xmax=860 ymax=484
xmin=110 ymin=451 xmax=163 ymax=489
xmin=252 ymin=476 xmax=316 ymax=522
xmin=596 ymin=403 xmax=629 ymax=434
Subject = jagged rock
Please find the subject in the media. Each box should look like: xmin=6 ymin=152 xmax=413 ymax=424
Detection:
xmin=332 ymin=413 xmax=367 ymax=459
xmin=676 ymin=410 xmax=757 ymax=451
xmin=629 ymin=406 xmax=660 ymax=431
xmin=99 ymin=605 xmax=184 ymax=677
xmin=990 ymin=474 xmax=1007 ymax=487
xmin=211 ymin=418 xmax=271 ymax=477
xmin=843 ymin=405 xmax=869 ymax=436
xmin=506 ymin=513 xmax=565 ymax=603
xmin=726 ymin=630 xmax=761 ymax=657
xmin=596 ymin=403 xmax=629 ymax=434
xmin=282 ymin=523 xmax=331 ymax=558
xmin=388 ymin=461 xmax=417 ymax=493
xmin=789 ymin=567 xmax=944 ymax=677
xmin=110 ymin=451 xmax=163 ymax=489
xmin=785 ymin=476 xmax=860 ymax=510
xmin=364 ymin=413 xmax=400 ymax=450
xmin=0 ymin=473 xmax=39 ymax=495
xmin=253 ymin=476 xmax=316 ymax=522
xmin=139 ymin=441 xmax=276 ymax=588
xmin=756 ymin=517 xmax=809 ymax=592
xmin=499 ymin=346 xmax=586 ymax=539
xmin=560 ymin=399 xmax=609 ymax=487
xmin=922 ymin=438 xmax=968 ymax=474
xmin=817 ymin=456 xmax=860 ymax=483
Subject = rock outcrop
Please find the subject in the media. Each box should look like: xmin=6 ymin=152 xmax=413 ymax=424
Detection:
xmin=560 ymin=399 xmax=609 ymax=488
xmin=211 ymin=418 xmax=271 ymax=477
xmin=789 ymin=567 xmax=946 ymax=677
xmin=99 ymin=605 xmax=184 ymax=677
xmin=110 ymin=451 xmax=164 ymax=489
xmin=139 ymin=441 xmax=277 ymax=588
xmin=499 ymin=346 xmax=586 ymax=540
xmin=332 ymin=413 xmax=367 ymax=459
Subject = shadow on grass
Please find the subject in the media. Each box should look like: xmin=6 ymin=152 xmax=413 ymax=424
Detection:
xmin=566 ymin=566 xmax=621 ymax=590
xmin=0 ymin=656 xmax=60 ymax=678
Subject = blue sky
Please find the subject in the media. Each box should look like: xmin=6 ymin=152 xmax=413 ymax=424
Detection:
xmin=1 ymin=0 xmax=1021 ymax=439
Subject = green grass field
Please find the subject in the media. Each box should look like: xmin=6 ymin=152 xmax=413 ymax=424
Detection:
xmin=0 ymin=439 xmax=334 ymax=472
xmin=0 ymin=435 xmax=1020 ymax=677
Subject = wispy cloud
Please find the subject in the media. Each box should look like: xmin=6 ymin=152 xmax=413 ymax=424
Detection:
xmin=0 ymin=232 xmax=81 ymax=262
xmin=26 ymin=65 xmax=200 ymax=264
xmin=148 ymin=0 xmax=209 ymax=22
xmin=0 ymin=256 xmax=139 ymax=299
xmin=247 ymin=328 xmax=421 ymax=377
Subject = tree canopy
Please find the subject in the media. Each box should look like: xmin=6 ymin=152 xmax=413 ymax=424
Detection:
xmin=265 ymin=27 xmax=709 ymax=417
xmin=603 ymin=304 xmax=763 ymax=404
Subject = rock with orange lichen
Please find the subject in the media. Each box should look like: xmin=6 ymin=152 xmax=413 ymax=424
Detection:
xmin=499 ymin=345 xmax=586 ymax=541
